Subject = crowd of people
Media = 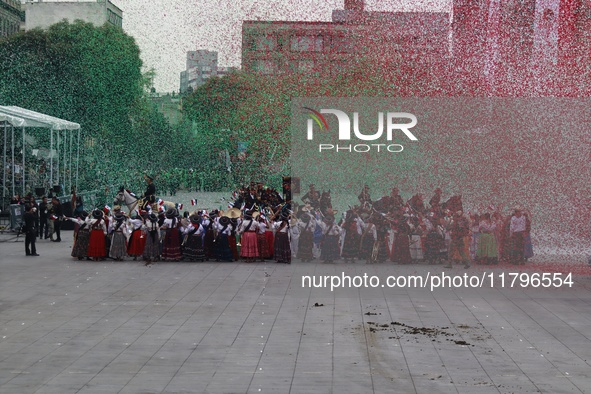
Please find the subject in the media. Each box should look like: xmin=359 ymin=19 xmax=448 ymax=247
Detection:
xmin=13 ymin=177 xmax=533 ymax=268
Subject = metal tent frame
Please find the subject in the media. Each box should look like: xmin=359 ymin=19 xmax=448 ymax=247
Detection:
xmin=0 ymin=106 xmax=81 ymax=210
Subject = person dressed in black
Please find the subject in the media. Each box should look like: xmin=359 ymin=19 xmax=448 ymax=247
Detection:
xmin=51 ymin=196 xmax=63 ymax=242
xmin=28 ymin=195 xmax=40 ymax=238
xmin=141 ymin=174 xmax=156 ymax=211
xmin=39 ymin=196 xmax=49 ymax=239
xmin=23 ymin=204 xmax=39 ymax=256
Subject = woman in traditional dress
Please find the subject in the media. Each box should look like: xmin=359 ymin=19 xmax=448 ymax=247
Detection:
xmin=273 ymin=212 xmax=291 ymax=264
xmin=109 ymin=212 xmax=129 ymax=261
xmin=215 ymin=216 xmax=235 ymax=262
xmin=143 ymin=213 xmax=160 ymax=264
xmin=256 ymin=215 xmax=271 ymax=261
xmin=228 ymin=218 xmax=240 ymax=261
xmin=359 ymin=216 xmax=377 ymax=263
xmin=297 ymin=213 xmax=315 ymax=261
xmin=202 ymin=210 xmax=218 ymax=260
xmin=161 ymin=208 xmax=182 ymax=261
xmin=391 ymin=214 xmax=412 ymax=264
xmin=477 ymin=213 xmax=498 ymax=265
xmin=68 ymin=211 xmax=90 ymax=260
xmin=423 ymin=213 xmax=442 ymax=265
xmin=317 ymin=215 xmax=341 ymax=263
xmin=87 ymin=209 xmax=108 ymax=261
xmin=127 ymin=212 xmax=146 ymax=261
xmin=238 ymin=211 xmax=259 ymax=262
xmin=182 ymin=215 xmax=205 ymax=262
xmin=340 ymin=210 xmax=362 ymax=262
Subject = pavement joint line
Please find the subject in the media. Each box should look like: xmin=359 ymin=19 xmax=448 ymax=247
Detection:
xmin=162 ymin=262 xmax=268 ymax=393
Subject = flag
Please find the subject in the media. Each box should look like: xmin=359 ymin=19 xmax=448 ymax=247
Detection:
xmin=178 ymin=204 xmax=184 ymax=210
xmin=158 ymin=199 xmax=164 ymax=206
xmin=50 ymin=214 xmax=58 ymax=220
xmin=191 ymin=199 xmax=197 ymax=206
xmin=104 ymin=205 xmax=111 ymax=211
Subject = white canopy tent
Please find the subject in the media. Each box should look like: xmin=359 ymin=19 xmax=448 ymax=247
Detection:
xmin=0 ymin=106 xmax=81 ymax=207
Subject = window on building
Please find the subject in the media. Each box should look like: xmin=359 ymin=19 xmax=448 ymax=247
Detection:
xmin=107 ymin=9 xmax=123 ymax=28
xmin=252 ymin=60 xmax=277 ymax=75
xmin=290 ymin=35 xmax=323 ymax=52
xmin=330 ymin=36 xmax=353 ymax=53
xmin=255 ymin=35 xmax=277 ymax=51
xmin=331 ymin=61 xmax=347 ymax=76
xmin=298 ymin=60 xmax=315 ymax=73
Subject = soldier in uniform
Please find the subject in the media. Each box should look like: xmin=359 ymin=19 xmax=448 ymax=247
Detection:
xmin=141 ymin=174 xmax=156 ymax=211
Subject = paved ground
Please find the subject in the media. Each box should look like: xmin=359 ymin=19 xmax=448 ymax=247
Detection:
xmin=1 ymin=232 xmax=591 ymax=394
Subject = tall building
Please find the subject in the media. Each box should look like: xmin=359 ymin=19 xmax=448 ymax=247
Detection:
xmin=0 ymin=0 xmax=24 ymax=37
xmin=24 ymin=0 xmax=122 ymax=31
xmin=242 ymin=0 xmax=450 ymax=82
xmin=179 ymin=50 xmax=238 ymax=93
xmin=243 ymin=0 xmax=591 ymax=96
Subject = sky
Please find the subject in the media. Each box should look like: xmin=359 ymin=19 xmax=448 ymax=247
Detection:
xmin=111 ymin=0 xmax=449 ymax=93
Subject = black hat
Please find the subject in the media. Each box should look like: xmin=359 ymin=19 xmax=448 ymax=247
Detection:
xmin=92 ymin=209 xmax=103 ymax=219
xmin=300 ymin=213 xmax=311 ymax=222
xmin=244 ymin=210 xmax=253 ymax=220
xmin=219 ymin=216 xmax=230 ymax=226
xmin=145 ymin=174 xmax=154 ymax=181
xmin=165 ymin=208 xmax=177 ymax=219
xmin=148 ymin=213 xmax=158 ymax=222
xmin=114 ymin=212 xmax=126 ymax=221
xmin=80 ymin=211 xmax=89 ymax=219
xmin=323 ymin=215 xmax=335 ymax=224
xmin=280 ymin=211 xmax=290 ymax=221
xmin=190 ymin=215 xmax=200 ymax=224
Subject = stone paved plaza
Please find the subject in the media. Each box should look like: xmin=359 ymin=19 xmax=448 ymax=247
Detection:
xmin=1 ymin=232 xmax=591 ymax=394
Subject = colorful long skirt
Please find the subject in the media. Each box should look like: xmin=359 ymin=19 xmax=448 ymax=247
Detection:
xmin=228 ymin=234 xmax=239 ymax=261
xmin=274 ymin=233 xmax=291 ymax=263
xmin=162 ymin=229 xmax=182 ymax=260
xmin=265 ymin=230 xmax=274 ymax=258
xmin=127 ymin=229 xmax=146 ymax=256
xmin=257 ymin=233 xmax=271 ymax=259
xmin=476 ymin=233 xmax=498 ymax=258
xmin=240 ymin=232 xmax=259 ymax=258
xmin=321 ymin=235 xmax=340 ymax=261
xmin=143 ymin=231 xmax=160 ymax=261
xmin=391 ymin=234 xmax=412 ymax=264
xmin=204 ymin=228 xmax=215 ymax=259
xmin=87 ymin=229 xmax=106 ymax=258
xmin=215 ymin=234 xmax=234 ymax=262
xmin=183 ymin=235 xmax=205 ymax=261
xmin=109 ymin=232 xmax=128 ymax=259
xmin=341 ymin=230 xmax=360 ymax=259
xmin=71 ymin=229 xmax=90 ymax=258
xmin=359 ymin=233 xmax=375 ymax=261
xmin=298 ymin=231 xmax=314 ymax=260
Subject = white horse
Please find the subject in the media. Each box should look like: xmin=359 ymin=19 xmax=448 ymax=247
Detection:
xmin=113 ymin=187 xmax=178 ymax=213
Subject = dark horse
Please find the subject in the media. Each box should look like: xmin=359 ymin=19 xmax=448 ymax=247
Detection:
xmin=320 ymin=190 xmax=333 ymax=216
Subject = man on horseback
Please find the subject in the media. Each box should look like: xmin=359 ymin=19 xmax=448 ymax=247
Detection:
xmin=141 ymin=174 xmax=156 ymax=211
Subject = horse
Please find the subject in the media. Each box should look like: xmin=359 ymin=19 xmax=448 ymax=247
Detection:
xmin=113 ymin=187 xmax=177 ymax=213
xmin=319 ymin=190 xmax=333 ymax=216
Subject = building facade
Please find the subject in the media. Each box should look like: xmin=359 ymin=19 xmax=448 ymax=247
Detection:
xmin=242 ymin=0 xmax=450 ymax=80
xmin=243 ymin=0 xmax=591 ymax=96
xmin=179 ymin=50 xmax=238 ymax=93
xmin=0 ymin=0 xmax=24 ymax=38
xmin=24 ymin=0 xmax=122 ymax=31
